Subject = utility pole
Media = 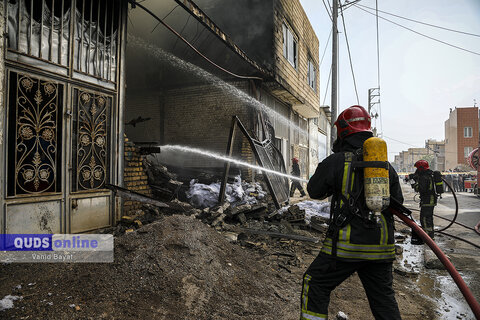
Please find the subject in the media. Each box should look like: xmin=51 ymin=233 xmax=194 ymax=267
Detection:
xmin=368 ymin=88 xmax=380 ymax=136
xmin=330 ymin=0 xmax=338 ymax=148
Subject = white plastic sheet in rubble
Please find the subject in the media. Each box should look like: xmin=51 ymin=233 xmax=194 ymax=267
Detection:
xmin=186 ymin=176 xmax=267 ymax=208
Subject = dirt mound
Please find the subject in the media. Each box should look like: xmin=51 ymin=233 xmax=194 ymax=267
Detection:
xmin=0 ymin=215 xmax=299 ymax=319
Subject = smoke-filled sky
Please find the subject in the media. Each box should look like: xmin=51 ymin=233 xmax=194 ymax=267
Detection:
xmin=300 ymin=0 xmax=480 ymax=161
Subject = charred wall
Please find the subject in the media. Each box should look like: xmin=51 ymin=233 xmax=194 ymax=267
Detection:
xmin=192 ymin=0 xmax=275 ymax=70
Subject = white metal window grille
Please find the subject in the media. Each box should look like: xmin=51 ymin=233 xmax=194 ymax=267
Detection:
xmin=307 ymin=58 xmax=316 ymax=91
xmin=7 ymin=0 xmax=120 ymax=82
xmin=282 ymin=22 xmax=297 ymax=69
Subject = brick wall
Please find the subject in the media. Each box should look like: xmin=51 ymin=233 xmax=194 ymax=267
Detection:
xmin=161 ymin=81 xmax=255 ymax=170
xmin=273 ymin=0 xmax=320 ymax=116
xmin=456 ymin=107 xmax=478 ymax=166
xmin=123 ymin=136 xmax=152 ymax=215
xmin=445 ymin=107 xmax=478 ymax=169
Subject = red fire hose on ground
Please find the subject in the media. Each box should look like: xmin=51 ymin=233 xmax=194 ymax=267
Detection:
xmin=391 ymin=199 xmax=480 ymax=318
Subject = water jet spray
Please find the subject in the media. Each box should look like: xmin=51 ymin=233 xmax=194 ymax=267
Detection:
xmin=159 ymin=144 xmax=308 ymax=183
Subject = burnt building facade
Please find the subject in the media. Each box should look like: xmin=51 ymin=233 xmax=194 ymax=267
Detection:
xmin=0 ymin=0 xmax=329 ymax=233
xmin=125 ymin=0 xmax=327 ymax=182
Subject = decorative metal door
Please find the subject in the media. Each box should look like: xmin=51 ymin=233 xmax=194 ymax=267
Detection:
xmin=69 ymin=88 xmax=113 ymax=233
xmin=7 ymin=73 xmax=63 ymax=197
xmin=4 ymin=71 xmax=65 ymax=234
xmin=2 ymin=0 xmax=126 ymax=234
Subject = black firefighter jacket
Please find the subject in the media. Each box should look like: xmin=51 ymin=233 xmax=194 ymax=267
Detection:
xmin=307 ymin=132 xmax=404 ymax=261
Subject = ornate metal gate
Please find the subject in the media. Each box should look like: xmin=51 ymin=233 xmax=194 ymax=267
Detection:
xmin=2 ymin=0 xmax=127 ymax=234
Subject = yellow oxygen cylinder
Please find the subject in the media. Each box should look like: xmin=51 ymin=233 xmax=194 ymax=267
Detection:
xmin=363 ymin=137 xmax=390 ymax=213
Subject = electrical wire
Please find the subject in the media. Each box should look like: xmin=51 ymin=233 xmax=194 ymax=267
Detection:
xmin=172 ymin=14 xmax=192 ymax=51
xmin=322 ymin=0 xmax=333 ymax=22
xmin=129 ymin=1 xmax=263 ymax=81
xmin=383 ymin=135 xmax=460 ymax=155
xmin=357 ymin=3 xmax=480 ymax=38
xmin=151 ymin=4 xmax=179 ymax=33
xmin=323 ymin=65 xmax=332 ymax=106
xmin=320 ymin=31 xmax=332 ymax=66
xmin=353 ymin=5 xmax=480 ymax=57
xmin=339 ymin=4 xmax=360 ymax=104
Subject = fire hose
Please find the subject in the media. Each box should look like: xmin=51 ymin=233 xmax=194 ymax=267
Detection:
xmin=390 ymin=198 xmax=480 ymax=318
xmin=436 ymin=178 xmax=459 ymax=232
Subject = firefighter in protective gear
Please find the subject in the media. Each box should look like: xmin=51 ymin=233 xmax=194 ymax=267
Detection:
xmin=300 ymin=105 xmax=403 ymax=320
xmin=290 ymin=157 xmax=306 ymax=197
xmin=411 ymin=160 xmax=437 ymax=239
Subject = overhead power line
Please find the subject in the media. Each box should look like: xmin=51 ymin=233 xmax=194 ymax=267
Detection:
xmin=383 ymin=135 xmax=459 ymax=154
xmin=320 ymin=31 xmax=332 ymax=66
xmin=357 ymin=3 xmax=480 ymax=38
xmin=151 ymin=4 xmax=180 ymax=33
xmin=322 ymin=0 xmax=333 ymax=22
xmin=323 ymin=65 xmax=332 ymax=106
xmin=340 ymin=5 xmax=360 ymax=104
xmin=354 ymin=5 xmax=480 ymax=57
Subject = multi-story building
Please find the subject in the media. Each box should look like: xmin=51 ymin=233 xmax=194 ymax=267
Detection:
xmin=425 ymin=139 xmax=445 ymax=171
xmin=125 ymin=0 xmax=327 ymax=182
xmin=445 ymin=107 xmax=479 ymax=170
xmin=394 ymin=148 xmax=430 ymax=172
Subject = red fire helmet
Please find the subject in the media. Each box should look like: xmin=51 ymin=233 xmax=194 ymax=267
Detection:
xmin=414 ymin=160 xmax=430 ymax=171
xmin=334 ymin=105 xmax=372 ymax=139
xmin=292 ymin=157 xmax=299 ymax=164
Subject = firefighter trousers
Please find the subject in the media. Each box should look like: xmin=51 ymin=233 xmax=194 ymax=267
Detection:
xmin=301 ymin=254 xmax=401 ymax=320
xmin=420 ymin=206 xmax=435 ymax=239
xmin=290 ymin=181 xmax=306 ymax=197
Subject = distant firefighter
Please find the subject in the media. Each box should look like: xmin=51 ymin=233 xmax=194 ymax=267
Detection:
xmin=410 ymin=160 xmax=442 ymax=240
xmin=289 ymin=157 xmax=306 ymax=197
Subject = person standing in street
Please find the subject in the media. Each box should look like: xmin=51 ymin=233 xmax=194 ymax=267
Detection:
xmin=290 ymin=157 xmax=306 ymax=197
xmin=411 ymin=160 xmax=437 ymax=239
xmin=452 ymin=173 xmax=460 ymax=192
xmin=445 ymin=172 xmax=453 ymax=193
xmin=300 ymin=105 xmax=403 ymax=320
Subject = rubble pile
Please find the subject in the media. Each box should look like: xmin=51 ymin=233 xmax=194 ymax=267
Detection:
xmin=0 ymin=215 xmax=301 ymax=319
xmin=144 ymin=158 xmax=185 ymax=201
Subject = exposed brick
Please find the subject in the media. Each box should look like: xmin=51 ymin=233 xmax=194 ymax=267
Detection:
xmin=123 ymin=136 xmax=152 ymax=215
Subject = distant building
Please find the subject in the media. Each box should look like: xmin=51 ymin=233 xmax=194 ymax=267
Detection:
xmin=425 ymin=139 xmax=445 ymax=171
xmin=445 ymin=107 xmax=479 ymax=170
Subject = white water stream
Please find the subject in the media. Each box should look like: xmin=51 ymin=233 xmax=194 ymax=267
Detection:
xmin=161 ymin=144 xmax=308 ymax=183
xmin=128 ymin=34 xmax=312 ymax=138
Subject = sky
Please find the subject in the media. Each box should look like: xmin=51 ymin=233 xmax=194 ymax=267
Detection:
xmin=299 ymin=0 xmax=480 ymax=161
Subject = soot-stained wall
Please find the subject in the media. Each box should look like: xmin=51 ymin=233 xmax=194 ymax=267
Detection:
xmin=193 ymin=0 xmax=275 ymax=71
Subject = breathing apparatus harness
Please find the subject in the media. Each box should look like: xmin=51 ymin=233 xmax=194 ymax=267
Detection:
xmin=328 ymin=148 xmax=390 ymax=258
